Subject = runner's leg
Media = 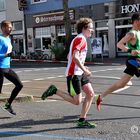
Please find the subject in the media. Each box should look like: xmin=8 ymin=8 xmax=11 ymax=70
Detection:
xmin=0 ymin=69 xmax=4 ymax=93
xmin=56 ymin=89 xmax=82 ymax=105
xmin=81 ymin=83 xmax=94 ymax=118
xmin=101 ymin=73 xmax=132 ymax=99
xmin=4 ymin=69 xmax=23 ymax=105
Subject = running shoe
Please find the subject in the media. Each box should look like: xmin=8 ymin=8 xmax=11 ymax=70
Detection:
xmin=95 ymin=95 xmax=102 ymax=111
xmin=3 ymin=103 xmax=16 ymax=115
xmin=41 ymin=85 xmax=57 ymax=100
xmin=76 ymin=120 xmax=97 ymax=128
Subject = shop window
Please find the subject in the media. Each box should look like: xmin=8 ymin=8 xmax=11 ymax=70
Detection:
xmin=96 ymin=30 xmax=109 ymax=57
xmin=42 ymin=27 xmax=51 ymax=36
xmin=42 ymin=37 xmax=51 ymax=50
xmin=35 ymin=27 xmax=51 ymax=37
xmin=35 ymin=27 xmax=51 ymax=50
xmin=57 ymin=25 xmax=65 ymax=35
xmin=12 ymin=35 xmax=24 ymax=55
xmin=115 ymin=18 xmax=131 ymax=26
xmin=57 ymin=24 xmax=76 ymax=36
xmin=96 ymin=21 xmax=108 ymax=28
xmin=104 ymin=3 xmax=109 ymax=13
xmin=115 ymin=18 xmax=132 ymax=53
xmin=35 ymin=28 xmax=41 ymax=37
xmin=116 ymin=27 xmax=131 ymax=52
xmin=35 ymin=38 xmax=41 ymax=50
xmin=12 ymin=21 xmax=23 ymax=31
xmin=31 ymin=0 xmax=47 ymax=4
xmin=0 ymin=0 xmax=5 ymax=11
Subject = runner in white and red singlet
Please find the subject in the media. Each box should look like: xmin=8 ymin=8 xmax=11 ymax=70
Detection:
xmin=41 ymin=18 xmax=97 ymax=128
xmin=65 ymin=33 xmax=87 ymax=76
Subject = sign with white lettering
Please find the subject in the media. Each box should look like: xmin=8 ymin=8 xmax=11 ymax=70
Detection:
xmin=121 ymin=4 xmax=140 ymax=14
xmin=33 ymin=10 xmax=74 ymax=26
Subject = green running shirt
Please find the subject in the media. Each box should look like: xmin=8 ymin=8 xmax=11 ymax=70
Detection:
xmin=127 ymin=30 xmax=140 ymax=57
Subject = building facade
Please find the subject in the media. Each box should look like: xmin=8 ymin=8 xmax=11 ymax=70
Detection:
xmin=1 ymin=0 xmax=140 ymax=58
xmin=25 ymin=0 xmax=140 ymax=58
xmin=0 ymin=0 xmax=26 ymax=56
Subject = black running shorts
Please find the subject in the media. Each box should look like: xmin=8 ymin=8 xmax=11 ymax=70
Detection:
xmin=124 ymin=58 xmax=140 ymax=77
xmin=67 ymin=74 xmax=90 ymax=96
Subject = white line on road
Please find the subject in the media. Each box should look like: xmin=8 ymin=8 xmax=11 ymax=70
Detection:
xmin=24 ymin=70 xmax=33 ymax=72
xmin=36 ymin=99 xmax=57 ymax=102
xmin=46 ymin=77 xmax=55 ymax=79
xmin=4 ymin=68 xmax=132 ymax=94
xmin=113 ymin=86 xmax=130 ymax=93
xmin=33 ymin=69 xmax=41 ymax=71
xmin=134 ymin=101 xmax=140 ymax=105
xmin=93 ymin=75 xmax=121 ymax=79
xmin=15 ymin=67 xmax=123 ymax=74
xmin=34 ymin=78 xmax=45 ymax=81
xmin=21 ymin=80 xmax=31 ymax=83
xmin=3 ymin=80 xmax=31 ymax=85
xmin=92 ymin=68 xmax=123 ymax=73
xmin=57 ymin=75 xmax=64 ymax=78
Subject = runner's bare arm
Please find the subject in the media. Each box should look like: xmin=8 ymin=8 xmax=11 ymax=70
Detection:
xmin=73 ymin=49 xmax=91 ymax=76
xmin=73 ymin=49 xmax=86 ymax=72
xmin=117 ymin=32 xmax=134 ymax=52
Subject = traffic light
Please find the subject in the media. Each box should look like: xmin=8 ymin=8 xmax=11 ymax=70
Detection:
xmin=18 ymin=0 xmax=27 ymax=11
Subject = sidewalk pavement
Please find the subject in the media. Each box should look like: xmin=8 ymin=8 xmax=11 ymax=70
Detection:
xmin=0 ymin=57 xmax=127 ymax=103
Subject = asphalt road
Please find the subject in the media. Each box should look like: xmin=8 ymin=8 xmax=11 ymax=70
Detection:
xmin=0 ymin=63 xmax=140 ymax=140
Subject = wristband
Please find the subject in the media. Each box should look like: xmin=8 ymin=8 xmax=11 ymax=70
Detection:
xmin=127 ymin=49 xmax=132 ymax=53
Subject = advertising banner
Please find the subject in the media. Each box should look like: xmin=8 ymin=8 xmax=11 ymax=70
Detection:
xmin=91 ymin=38 xmax=102 ymax=54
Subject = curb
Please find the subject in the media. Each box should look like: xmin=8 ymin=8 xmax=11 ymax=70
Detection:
xmin=0 ymin=94 xmax=34 ymax=103
xmin=12 ymin=58 xmax=124 ymax=66
xmin=12 ymin=59 xmax=67 ymax=64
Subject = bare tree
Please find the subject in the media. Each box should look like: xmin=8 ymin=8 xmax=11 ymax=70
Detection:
xmin=62 ymin=0 xmax=72 ymax=55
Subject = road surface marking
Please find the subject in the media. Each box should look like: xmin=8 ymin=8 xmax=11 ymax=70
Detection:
xmin=3 ymin=68 xmax=132 ymax=94
xmin=46 ymin=77 xmax=55 ymax=79
xmin=24 ymin=70 xmax=33 ymax=72
xmin=36 ymin=99 xmax=57 ymax=102
xmin=0 ymin=131 xmax=102 ymax=140
xmin=113 ymin=86 xmax=130 ymax=93
xmin=34 ymin=78 xmax=45 ymax=81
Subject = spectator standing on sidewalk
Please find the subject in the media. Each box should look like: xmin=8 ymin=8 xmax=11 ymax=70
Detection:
xmin=0 ymin=20 xmax=23 ymax=115
xmin=41 ymin=18 xmax=97 ymax=128
xmin=96 ymin=13 xmax=140 ymax=110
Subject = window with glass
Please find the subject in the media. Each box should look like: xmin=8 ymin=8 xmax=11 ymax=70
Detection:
xmin=12 ymin=21 xmax=23 ymax=31
xmin=115 ymin=18 xmax=131 ymax=26
xmin=31 ymin=0 xmax=47 ymax=4
xmin=115 ymin=18 xmax=132 ymax=53
xmin=35 ymin=27 xmax=51 ymax=50
xmin=116 ymin=27 xmax=131 ymax=53
xmin=42 ymin=38 xmax=51 ymax=49
xmin=96 ymin=21 xmax=108 ymax=28
xmin=96 ymin=30 xmax=109 ymax=56
xmin=57 ymin=24 xmax=77 ymax=36
xmin=0 ymin=0 xmax=5 ymax=11
xmin=35 ymin=38 xmax=41 ymax=49
xmin=57 ymin=25 xmax=65 ymax=36
xmin=35 ymin=27 xmax=51 ymax=37
xmin=95 ymin=21 xmax=109 ymax=57
xmin=42 ymin=27 xmax=51 ymax=36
